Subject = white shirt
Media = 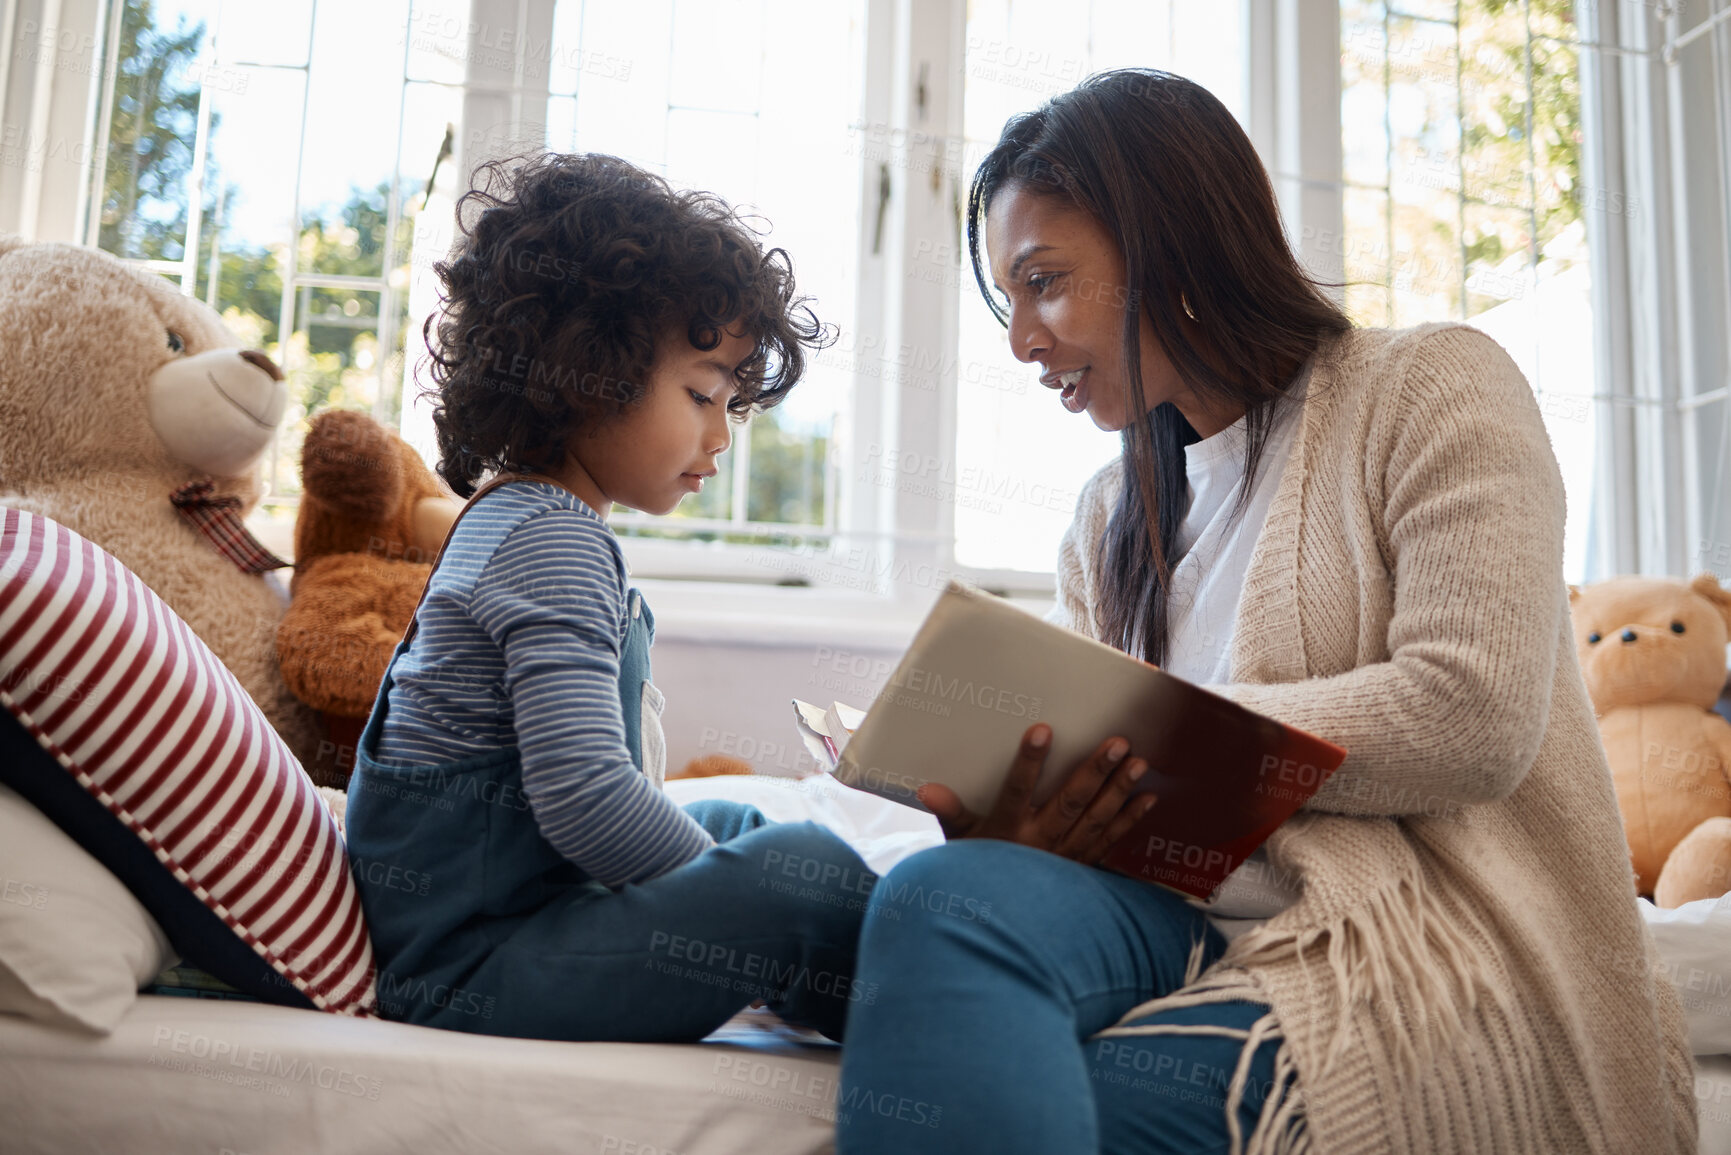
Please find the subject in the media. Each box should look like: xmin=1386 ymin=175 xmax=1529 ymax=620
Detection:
xmin=1162 ymin=373 xmax=1311 ymax=932
xmin=1163 ymin=372 xmax=1309 ymax=687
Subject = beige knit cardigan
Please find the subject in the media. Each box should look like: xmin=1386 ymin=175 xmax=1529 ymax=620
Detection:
xmin=1053 ymin=323 xmax=1695 ymax=1154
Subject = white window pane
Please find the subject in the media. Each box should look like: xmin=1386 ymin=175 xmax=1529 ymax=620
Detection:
xmin=563 ymin=0 xmax=674 ymax=166
xmin=1342 ymin=10 xmax=1390 ymax=187
xmin=552 ymin=0 xmax=864 ymax=530
xmin=546 ymin=93 xmax=577 ymax=149
xmin=404 ymin=0 xmax=471 ymax=86
xmin=1171 ymin=0 xmax=1245 ymax=121
xmin=667 ymin=0 xmax=764 ymax=114
xmin=299 ymin=0 xmax=410 ymax=281
xmin=1090 ymin=1 xmax=1170 ymax=75
xmin=666 ymin=108 xmax=759 ymax=202
xmin=1391 ymin=0 xmax=1456 ymax=22
xmin=1344 ymin=0 xmax=1596 ymax=583
xmin=204 ymin=65 xmax=305 ymax=257
xmin=217 ymin=0 xmax=311 ymax=68
xmin=97 ymin=0 xmax=215 ymax=263
xmin=548 ymin=0 xmax=586 ymax=96
xmin=954 ymin=0 xmax=1247 ymax=573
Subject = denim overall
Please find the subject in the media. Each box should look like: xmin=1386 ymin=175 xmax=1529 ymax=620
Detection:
xmin=345 ymin=477 xmax=875 ymax=1043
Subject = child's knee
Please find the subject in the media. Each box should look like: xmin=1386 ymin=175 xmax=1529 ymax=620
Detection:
xmin=739 ymin=816 xmax=838 ymax=855
xmin=681 ymin=798 xmax=769 ymax=842
xmin=745 ymin=822 xmax=877 ymax=916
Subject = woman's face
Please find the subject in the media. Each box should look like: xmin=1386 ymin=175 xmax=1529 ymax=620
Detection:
xmin=984 ymin=182 xmax=1232 ymax=436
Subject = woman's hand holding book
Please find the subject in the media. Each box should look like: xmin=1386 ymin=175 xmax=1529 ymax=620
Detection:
xmin=914 ymin=723 xmax=1157 ymax=865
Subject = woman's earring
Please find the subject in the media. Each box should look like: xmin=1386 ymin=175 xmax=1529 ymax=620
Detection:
xmin=1181 ymin=293 xmax=1197 ymax=321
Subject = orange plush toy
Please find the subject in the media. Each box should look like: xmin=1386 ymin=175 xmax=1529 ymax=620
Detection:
xmin=673 ymin=754 xmax=755 ymax=779
xmin=276 ymin=410 xmax=459 ymax=785
xmin=1570 ymin=574 xmax=1731 ymax=907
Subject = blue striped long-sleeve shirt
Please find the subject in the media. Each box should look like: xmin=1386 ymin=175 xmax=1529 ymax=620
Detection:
xmin=373 ymin=480 xmax=714 ymax=887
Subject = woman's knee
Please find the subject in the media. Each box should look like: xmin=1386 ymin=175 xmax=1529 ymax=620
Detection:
xmin=856 ymin=840 xmax=1066 ymax=955
xmin=866 ymin=839 xmax=1071 ymax=923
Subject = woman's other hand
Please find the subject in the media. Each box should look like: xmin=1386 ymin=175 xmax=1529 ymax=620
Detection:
xmin=915 ymin=724 xmax=1157 ymax=864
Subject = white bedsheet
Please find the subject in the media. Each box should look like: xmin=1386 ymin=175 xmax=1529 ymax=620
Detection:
xmin=1639 ymin=896 xmax=1731 ymax=1151
xmin=0 ymin=994 xmax=844 ymax=1155
xmin=664 ymin=771 xmax=944 ymax=876
xmin=1701 ymin=1055 xmax=1731 ymax=1155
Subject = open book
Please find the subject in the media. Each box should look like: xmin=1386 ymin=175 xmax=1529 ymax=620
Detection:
xmin=798 ymin=581 xmax=1346 ymax=900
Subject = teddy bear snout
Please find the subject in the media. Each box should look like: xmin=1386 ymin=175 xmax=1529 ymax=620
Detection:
xmin=147 ymin=349 xmax=289 ymax=477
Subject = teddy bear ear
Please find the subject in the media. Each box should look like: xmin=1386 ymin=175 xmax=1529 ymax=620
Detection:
xmin=1568 ymin=584 xmax=1582 ymax=603
xmin=1690 ymin=573 xmax=1731 ymax=627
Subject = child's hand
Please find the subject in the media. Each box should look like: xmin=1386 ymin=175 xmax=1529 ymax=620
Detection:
xmin=915 ymin=724 xmax=1157 ymax=865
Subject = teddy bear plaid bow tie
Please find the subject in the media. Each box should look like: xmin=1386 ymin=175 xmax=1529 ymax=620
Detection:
xmin=169 ymin=481 xmax=291 ymax=575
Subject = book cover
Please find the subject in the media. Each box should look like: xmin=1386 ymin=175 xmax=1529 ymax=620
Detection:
xmin=832 ymin=581 xmax=1346 ymax=900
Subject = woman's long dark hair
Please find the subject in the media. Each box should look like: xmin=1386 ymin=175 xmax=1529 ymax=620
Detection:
xmin=966 ymin=69 xmax=1350 ymax=667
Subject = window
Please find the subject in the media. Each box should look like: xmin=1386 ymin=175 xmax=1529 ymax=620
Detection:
xmin=1646 ymin=0 xmax=1731 ymax=584
xmin=85 ymin=0 xmax=868 ymax=561
xmin=86 ymin=0 xmax=469 ymax=548
xmin=1336 ymin=0 xmax=1595 ymax=582
xmin=76 ymin=0 xmax=1252 ymax=595
xmin=70 ymin=0 xmax=1694 ymax=599
xmin=953 ymin=0 xmax=1248 ymax=574
xmin=9 ymin=0 xmax=1725 ymax=626
xmin=538 ymin=0 xmax=868 ymax=541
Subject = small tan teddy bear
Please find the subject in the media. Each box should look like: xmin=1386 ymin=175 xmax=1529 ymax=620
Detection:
xmin=1571 ymin=574 xmax=1731 ymax=907
xmin=0 ymin=238 xmax=321 ymax=766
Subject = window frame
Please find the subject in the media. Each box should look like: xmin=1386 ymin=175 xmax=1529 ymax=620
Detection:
xmin=20 ymin=0 xmax=1731 ymax=605
xmin=71 ymin=0 xmax=450 ymax=503
xmin=640 ymin=0 xmax=1331 ymax=600
xmin=1574 ymin=0 xmax=1731 ymax=583
xmin=42 ymin=1 xmax=1331 ymax=601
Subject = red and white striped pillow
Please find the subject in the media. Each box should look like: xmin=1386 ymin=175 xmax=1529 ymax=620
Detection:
xmin=0 ymin=508 xmax=375 ymax=1016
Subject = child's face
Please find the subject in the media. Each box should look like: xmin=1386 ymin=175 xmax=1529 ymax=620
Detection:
xmin=570 ymin=328 xmax=754 ymax=516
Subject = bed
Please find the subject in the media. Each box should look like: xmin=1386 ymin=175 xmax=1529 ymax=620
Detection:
xmin=7 ymin=770 xmax=1731 ymax=1153
xmin=0 ymin=994 xmax=844 ymax=1155
xmin=1641 ymin=895 xmax=1731 ymax=1154
xmin=1702 ymin=1055 xmax=1731 ymax=1155
xmin=0 ymin=773 xmax=942 ymax=1155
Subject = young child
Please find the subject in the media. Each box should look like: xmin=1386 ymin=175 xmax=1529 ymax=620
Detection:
xmin=343 ymin=152 xmax=875 ymax=1044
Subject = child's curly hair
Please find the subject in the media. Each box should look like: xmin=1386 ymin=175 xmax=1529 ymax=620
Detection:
xmin=423 ymin=152 xmax=832 ymax=497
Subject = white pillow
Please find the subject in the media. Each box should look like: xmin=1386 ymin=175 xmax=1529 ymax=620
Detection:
xmin=1640 ymin=894 xmax=1731 ymax=1055
xmin=0 ymin=781 xmax=175 ymax=1033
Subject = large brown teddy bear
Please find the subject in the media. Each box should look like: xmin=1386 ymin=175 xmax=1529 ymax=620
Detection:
xmin=0 ymin=237 xmax=322 ymax=766
xmin=275 ymin=410 xmax=458 ymax=782
xmin=1571 ymin=574 xmax=1731 ymax=907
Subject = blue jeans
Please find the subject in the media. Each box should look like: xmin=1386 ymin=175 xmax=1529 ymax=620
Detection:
xmin=836 ymin=841 xmax=1284 ymax=1155
xmin=483 ymin=797 xmax=876 ymax=1042
xmin=356 ymin=790 xmax=876 ymax=1043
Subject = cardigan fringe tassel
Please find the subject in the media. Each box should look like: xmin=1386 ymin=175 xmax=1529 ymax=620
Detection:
xmin=1097 ymin=838 xmax=1512 ymax=1155
xmin=1095 ymin=985 xmax=1307 ymax=1155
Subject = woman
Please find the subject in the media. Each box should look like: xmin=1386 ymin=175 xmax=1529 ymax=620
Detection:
xmin=836 ymin=69 xmax=1693 ymax=1154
